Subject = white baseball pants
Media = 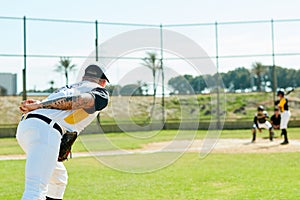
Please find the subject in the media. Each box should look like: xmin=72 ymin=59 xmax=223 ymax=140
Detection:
xmin=280 ymin=110 xmax=291 ymax=129
xmin=16 ymin=118 xmax=68 ymax=200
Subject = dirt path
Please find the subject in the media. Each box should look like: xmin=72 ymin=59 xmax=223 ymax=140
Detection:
xmin=1 ymin=138 xmax=300 ymax=161
xmin=142 ymin=138 xmax=300 ymax=154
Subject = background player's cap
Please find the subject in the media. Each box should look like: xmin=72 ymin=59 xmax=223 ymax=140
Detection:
xmin=274 ymin=107 xmax=279 ymax=111
xmin=84 ymin=64 xmax=109 ymax=83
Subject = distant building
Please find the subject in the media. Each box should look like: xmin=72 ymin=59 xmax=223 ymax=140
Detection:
xmin=0 ymin=73 xmax=17 ymax=95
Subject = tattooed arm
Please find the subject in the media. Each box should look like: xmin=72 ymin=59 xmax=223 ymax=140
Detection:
xmin=19 ymin=93 xmax=95 ymax=114
xmin=41 ymin=93 xmax=94 ymax=110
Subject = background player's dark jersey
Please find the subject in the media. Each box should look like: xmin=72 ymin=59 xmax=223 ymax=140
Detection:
xmin=271 ymin=114 xmax=281 ymax=126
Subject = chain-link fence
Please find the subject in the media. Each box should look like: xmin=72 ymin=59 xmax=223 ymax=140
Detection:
xmin=1 ymin=16 xmax=300 ymax=125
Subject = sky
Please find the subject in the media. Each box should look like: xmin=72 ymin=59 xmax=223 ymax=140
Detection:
xmin=1 ymin=0 xmax=300 ymax=93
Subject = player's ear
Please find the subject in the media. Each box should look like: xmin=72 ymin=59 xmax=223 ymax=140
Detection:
xmin=98 ymin=79 xmax=107 ymax=87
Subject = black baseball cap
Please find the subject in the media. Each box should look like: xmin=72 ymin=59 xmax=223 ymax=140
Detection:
xmin=277 ymin=90 xmax=284 ymax=96
xmin=84 ymin=64 xmax=109 ymax=82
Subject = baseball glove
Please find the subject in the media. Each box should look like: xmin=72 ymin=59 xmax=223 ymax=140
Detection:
xmin=58 ymin=131 xmax=78 ymax=162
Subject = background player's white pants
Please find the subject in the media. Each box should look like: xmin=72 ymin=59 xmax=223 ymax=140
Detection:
xmin=16 ymin=118 xmax=68 ymax=200
xmin=280 ymin=110 xmax=291 ymax=129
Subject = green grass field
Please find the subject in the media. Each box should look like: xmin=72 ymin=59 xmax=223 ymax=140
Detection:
xmin=1 ymin=129 xmax=300 ymax=199
xmin=1 ymin=153 xmax=300 ymax=199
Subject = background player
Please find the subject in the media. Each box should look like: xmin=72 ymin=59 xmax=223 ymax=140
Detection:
xmin=16 ymin=65 xmax=109 ymax=200
xmin=276 ymin=90 xmax=291 ymax=145
xmin=270 ymin=107 xmax=281 ymax=130
xmin=251 ymin=105 xmax=274 ymax=143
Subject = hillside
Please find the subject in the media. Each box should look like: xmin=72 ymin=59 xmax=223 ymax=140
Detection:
xmin=1 ymin=90 xmax=300 ymax=125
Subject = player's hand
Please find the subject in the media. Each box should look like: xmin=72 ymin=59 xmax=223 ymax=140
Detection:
xmin=19 ymin=99 xmax=41 ymax=114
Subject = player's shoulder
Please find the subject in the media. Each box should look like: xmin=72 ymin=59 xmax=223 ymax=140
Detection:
xmin=91 ymin=87 xmax=108 ymax=93
xmin=91 ymin=87 xmax=109 ymax=99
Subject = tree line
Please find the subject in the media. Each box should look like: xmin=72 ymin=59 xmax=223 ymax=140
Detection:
xmin=106 ymin=62 xmax=300 ymax=96
xmin=29 ymin=56 xmax=299 ymax=96
xmin=167 ymin=63 xmax=300 ymax=94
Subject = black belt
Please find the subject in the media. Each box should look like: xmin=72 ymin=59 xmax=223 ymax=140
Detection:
xmin=22 ymin=113 xmax=63 ymax=135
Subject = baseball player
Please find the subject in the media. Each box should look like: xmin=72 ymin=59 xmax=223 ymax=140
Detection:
xmin=16 ymin=64 xmax=109 ymax=200
xmin=251 ymin=105 xmax=274 ymax=142
xmin=270 ymin=107 xmax=281 ymax=130
xmin=276 ymin=90 xmax=291 ymax=145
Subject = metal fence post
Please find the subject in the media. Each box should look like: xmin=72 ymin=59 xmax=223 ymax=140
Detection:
xmin=22 ymin=16 xmax=27 ymax=100
xmin=95 ymin=20 xmax=99 ymax=61
xmin=215 ymin=21 xmax=221 ymax=129
xmin=271 ymin=19 xmax=277 ymax=105
xmin=160 ymin=24 xmax=165 ymax=127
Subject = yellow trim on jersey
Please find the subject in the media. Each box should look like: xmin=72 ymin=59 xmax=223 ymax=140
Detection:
xmin=278 ymin=98 xmax=286 ymax=112
xmin=64 ymin=109 xmax=89 ymax=124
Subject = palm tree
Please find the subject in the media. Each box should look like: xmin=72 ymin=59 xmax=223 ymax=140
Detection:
xmin=141 ymin=52 xmax=161 ymax=123
xmin=55 ymin=57 xmax=76 ymax=86
xmin=141 ymin=52 xmax=161 ymax=97
xmin=251 ymin=62 xmax=266 ymax=92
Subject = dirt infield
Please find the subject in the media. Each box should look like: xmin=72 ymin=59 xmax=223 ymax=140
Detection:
xmin=141 ymin=138 xmax=300 ymax=154
xmin=2 ymin=138 xmax=300 ymax=161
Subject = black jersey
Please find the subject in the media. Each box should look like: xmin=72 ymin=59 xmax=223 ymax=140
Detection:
xmin=270 ymin=114 xmax=281 ymax=126
xmin=254 ymin=111 xmax=269 ymax=124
